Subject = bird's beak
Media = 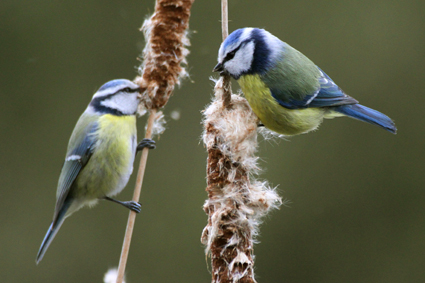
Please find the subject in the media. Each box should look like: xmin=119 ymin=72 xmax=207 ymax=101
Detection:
xmin=213 ymin=63 xmax=224 ymax=73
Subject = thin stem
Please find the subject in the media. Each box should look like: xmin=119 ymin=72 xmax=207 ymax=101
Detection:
xmin=116 ymin=108 xmax=157 ymax=283
xmin=221 ymin=0 xmax=228 ymax=40
xmin=221 ymin=0 xmax=232 ymax=109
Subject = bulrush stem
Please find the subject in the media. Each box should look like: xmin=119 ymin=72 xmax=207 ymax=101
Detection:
xmin=220 ymin=0 xmax=232 ymax=110
xmin=116 ymin=108 xmax=157 ymax=283
xmin=115 ymin=0 xmax=194 ymax=281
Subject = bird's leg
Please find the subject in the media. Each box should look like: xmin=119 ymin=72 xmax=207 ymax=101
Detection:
xmin=136 ymin=138 xmax=156 ymax=153
xmin=103 ymin=196 xmax=141 ymax=213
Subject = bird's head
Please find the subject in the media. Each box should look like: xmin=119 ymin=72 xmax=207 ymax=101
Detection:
xmin=88 ymin=79 xmax=141 ymax=116
xmin=213 ymin=28 xmax=282 ymax=80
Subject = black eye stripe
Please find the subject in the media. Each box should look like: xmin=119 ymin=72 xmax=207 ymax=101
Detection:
xmin=91 ymin=87 xmax=139 ymax=107
xmin=104 ymin=87 xmax=140 ymax=96
xmin=122 ymin=87 xmax=140 ymax=93
xmin=224 ymin=45 xmax=242 ymax=61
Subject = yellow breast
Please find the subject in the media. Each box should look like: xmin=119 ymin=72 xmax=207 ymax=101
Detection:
xmin=238 ymin=74 xmax=325 ymax=135
xmin=74 ymin=114 xmax=137 ymax=199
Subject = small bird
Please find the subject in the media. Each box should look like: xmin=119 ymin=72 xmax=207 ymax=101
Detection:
xmin=36 ymin=79 xmax=156 ymax=264
xmin=213 ymin=28 xmax=396 ymax=135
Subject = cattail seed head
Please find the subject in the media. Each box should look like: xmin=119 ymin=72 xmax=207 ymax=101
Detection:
xmin=202 ymin=78 xmax=282 ymax=283
xmin=135 ymin=0 xmax=194 ymax=111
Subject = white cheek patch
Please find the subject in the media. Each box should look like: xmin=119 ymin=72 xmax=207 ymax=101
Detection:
xmin=101 ymin=92 xmax=139 ymax=115
xmin=224 ymin=41 xmax=255 ymax=77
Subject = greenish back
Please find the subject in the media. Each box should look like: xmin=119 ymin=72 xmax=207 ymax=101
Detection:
xmin=262 ymin=43 xmax=320 ymax=102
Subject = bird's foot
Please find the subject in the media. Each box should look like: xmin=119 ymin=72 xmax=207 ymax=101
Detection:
xmin=136 ymin=138 xmax=156 ymax=152
xmin=103 ymin=197 xmax=142 ymax=213
xmin=120 ymin=201 xmax=142 ymax=213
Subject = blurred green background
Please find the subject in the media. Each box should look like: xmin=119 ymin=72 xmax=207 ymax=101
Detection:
xmin=1 ymin=0 xmax=424 ymax=282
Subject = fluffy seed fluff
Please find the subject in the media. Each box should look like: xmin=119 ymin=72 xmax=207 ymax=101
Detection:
xmin=202 ymin=78 xmax=282 ymax=283
xmin=104 ymin=268 xmax=125 ymax=283
xmin=146 ymin=110 xmax=166 ymax=138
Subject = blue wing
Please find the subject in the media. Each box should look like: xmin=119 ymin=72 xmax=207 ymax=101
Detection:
xmin=271 ymin=67 xmax=358 ymax=109
xmin=53 ymin=121 xmax=98 ymax=224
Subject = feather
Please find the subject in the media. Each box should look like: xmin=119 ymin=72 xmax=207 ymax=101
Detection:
xmin=54 ymin=117 xmax=98 ymax=223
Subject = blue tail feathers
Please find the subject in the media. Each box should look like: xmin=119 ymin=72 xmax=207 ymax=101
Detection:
xmin=36 ymin=200 xmax=71 ymax=264
xmin=333 ymin=104 xmax=397 ymax=134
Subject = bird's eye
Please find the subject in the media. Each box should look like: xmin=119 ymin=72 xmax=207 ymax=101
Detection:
xmin=123 ymin=87 xmax=132 ymax=92
xmin=226 ymin=50 xmax=237 ymax=60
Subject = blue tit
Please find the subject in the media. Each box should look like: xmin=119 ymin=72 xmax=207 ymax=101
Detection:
xmin=213 ymin=28 xmax=397 ymax=135
xmin=36 ymin=79 xmax=156 ymax=264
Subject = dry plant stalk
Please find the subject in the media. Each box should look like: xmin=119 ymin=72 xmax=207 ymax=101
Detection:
xmin=116 ymin=0 xmax=194 ymax=282
xmin=220 ymin=0 xmax=232 ymax=109
xmin=202 ymin=78 xmax=282 ymax=283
